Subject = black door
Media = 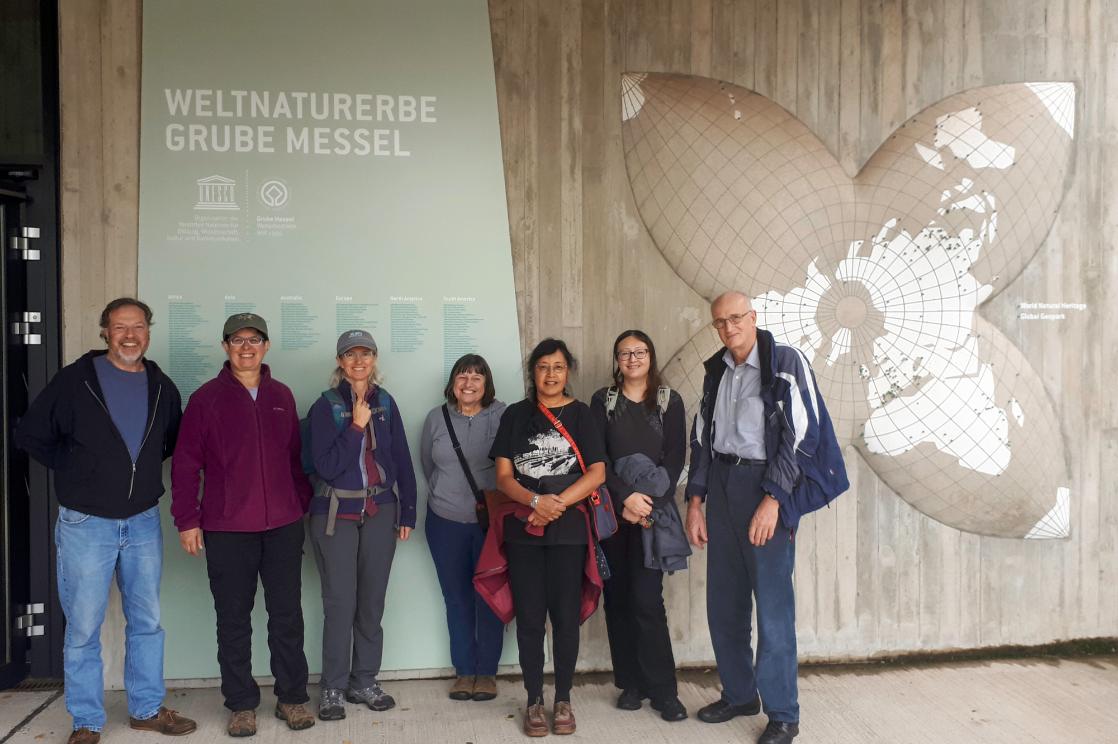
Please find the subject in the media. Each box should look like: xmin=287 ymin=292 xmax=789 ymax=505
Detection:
xmin=0 ymin=187 xmax=40 ymax=688
xmin=0 ymin=0 xmax=63 ymax=686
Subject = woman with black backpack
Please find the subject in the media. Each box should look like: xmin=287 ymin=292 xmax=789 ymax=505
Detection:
xmin=419 ymin=354 xmax=506 ymax=702
xmin=590 ymin=329 xmax=690 ymax=723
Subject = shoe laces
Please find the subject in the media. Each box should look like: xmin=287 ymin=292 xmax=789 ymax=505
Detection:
xmin=354 ymin=681 xmax=387 ymax=700
xmin=320 ymin=688 xmax=344 ymax=706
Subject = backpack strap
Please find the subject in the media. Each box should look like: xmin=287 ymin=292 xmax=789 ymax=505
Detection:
xmin=604 ymin=386 xmax=619 ymax=418
xmin=376 ymin=387 xmax=392 ymax=417
xmin=323 ymin=388 xmax=348 ymax=430
xmin=657 ymin=385 xmax=671 ymax=421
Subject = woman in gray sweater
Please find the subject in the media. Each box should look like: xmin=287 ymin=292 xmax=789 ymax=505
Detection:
xmin=420 ymin=354 xmax=506 ymax=702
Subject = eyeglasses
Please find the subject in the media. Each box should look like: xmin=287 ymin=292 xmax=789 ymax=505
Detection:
xmin=227 ymin=336 xmax=264 ymax=346
xmin=342 ymin=349 xmax=375 ymax=361
xmin=535 ymin=364 xmax=568 ymax=375
xmin=615 ymin=348 xmax=650 ymax=361
xmin=711 ymin=312 xmax=754 ymax=331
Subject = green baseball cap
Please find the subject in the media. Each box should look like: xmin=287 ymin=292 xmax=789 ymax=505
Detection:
xmin=222 ymin=312 xmax=269 ymax=340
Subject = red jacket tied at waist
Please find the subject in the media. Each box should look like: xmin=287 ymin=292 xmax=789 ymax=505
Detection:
xmin=473 ymin=499 xmax=604 ymax=625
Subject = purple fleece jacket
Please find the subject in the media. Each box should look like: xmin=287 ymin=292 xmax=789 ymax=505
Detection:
xmin=171 ymin=362 xmax=312 ymax=532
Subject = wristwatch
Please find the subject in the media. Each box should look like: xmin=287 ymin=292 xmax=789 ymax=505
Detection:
xmin=530 ymin=494 xmax=541 ymax=510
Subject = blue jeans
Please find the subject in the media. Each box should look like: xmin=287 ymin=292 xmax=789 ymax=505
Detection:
xmin=706 ymin=460 xmax=799 ymax=723
xmin=425 ymin=508 xmax=504 ymax=676
xmin=56 ymin=505 xmax=165 ymax=732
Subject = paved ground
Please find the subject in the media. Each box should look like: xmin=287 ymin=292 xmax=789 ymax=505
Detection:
xmin=4 ymin=656 xmax=1116 ymax=743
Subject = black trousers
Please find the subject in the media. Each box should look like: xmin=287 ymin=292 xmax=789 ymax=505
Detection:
xmin=601 ymin=520 xmax=678 ymax=700
xmin=204 ymin=520 xmax=310 ymax=711
xmin=505 ymin=542 xmax=584 ymax=704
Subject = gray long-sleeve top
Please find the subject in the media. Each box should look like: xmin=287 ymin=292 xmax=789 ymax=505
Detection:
xmin=419 ymin=400 xmax=506 ymax=523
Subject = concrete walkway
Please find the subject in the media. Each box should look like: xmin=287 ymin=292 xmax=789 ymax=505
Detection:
xmin=4 ymin=656 xmax=1116 ymax=743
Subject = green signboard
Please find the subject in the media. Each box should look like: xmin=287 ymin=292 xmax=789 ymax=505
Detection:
xmin=139 ymin=0 xmax=521 ymax=678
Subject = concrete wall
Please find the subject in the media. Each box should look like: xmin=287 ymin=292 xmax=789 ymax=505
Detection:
xmin=58 ymin=0 xmax=1118 ymax=685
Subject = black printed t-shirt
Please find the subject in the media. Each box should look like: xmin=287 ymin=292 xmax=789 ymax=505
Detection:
xmin=489 ymin=398 xmax=606 ymax=545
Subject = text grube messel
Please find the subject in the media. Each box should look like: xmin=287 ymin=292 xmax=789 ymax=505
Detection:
xmin=162 ymin=89 xmax=438 ymax=157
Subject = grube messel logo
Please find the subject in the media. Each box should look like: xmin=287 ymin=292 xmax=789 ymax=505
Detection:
xmin=259 ymin=179 xmax=290 ymax=208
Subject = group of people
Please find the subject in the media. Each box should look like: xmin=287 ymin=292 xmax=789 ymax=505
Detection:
xmin=17 ymin=290 xmax=847 ymax=744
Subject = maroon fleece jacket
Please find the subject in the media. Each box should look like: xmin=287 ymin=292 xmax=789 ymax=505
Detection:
xmin=171 ymin=362 xmax=312 ymax=532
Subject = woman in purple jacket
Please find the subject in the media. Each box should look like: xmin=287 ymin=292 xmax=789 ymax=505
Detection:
xmin=171 ymin=313 xmax=315 ymax=737
xmin=305 ymin=330 xmax=417 ymax=722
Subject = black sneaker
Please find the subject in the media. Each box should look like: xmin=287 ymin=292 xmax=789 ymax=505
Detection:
xmin=616 ymin=688 xmax=643 ymax=711
xmin=651 ymin=696 xmax=688 ymax=721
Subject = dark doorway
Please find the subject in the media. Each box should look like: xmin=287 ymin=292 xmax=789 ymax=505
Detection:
xmin=0 ymin=0 xmax=63 ymax=687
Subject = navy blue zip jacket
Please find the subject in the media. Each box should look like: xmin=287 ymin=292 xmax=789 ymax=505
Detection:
xmin=307 ymin=379 xmax=418 ymax=528
xmin=15 ymin=350 xmax=182 ymax=519
xmin=685 ymin=329 xmax=849 ymax=529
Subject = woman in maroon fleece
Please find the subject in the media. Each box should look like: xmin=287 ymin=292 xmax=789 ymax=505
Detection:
xmin=171 ymin=313 xmax=315 ymax=737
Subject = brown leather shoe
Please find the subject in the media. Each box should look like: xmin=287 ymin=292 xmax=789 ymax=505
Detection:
xmin=523 ymin=703 xmax=548 ymax=737
xmin=472 ymin=675 xmax=497 ymax=701
xmin=449 ymin=675 xmax=474 ymax=700
xmin=129 ymin=707 xmax=198 ymax=736
xmin=67 ymin=729 xmax=100 ymax=744
xmin=552 ymin=701 xmax=575 ymax=735
xmin=226 ymin=710 xmax=257 ymax=737
xmin=274 ymin=702 xmax=315 ymax=731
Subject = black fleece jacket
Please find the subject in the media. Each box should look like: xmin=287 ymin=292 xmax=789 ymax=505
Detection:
xmin=15 ymin=350 xmax=182 ymax=519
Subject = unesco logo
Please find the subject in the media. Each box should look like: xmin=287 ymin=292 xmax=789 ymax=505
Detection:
xmin=259 ymin=179 xmax=289 ymax=208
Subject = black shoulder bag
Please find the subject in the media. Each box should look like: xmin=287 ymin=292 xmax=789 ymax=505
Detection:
xmin=441 ymin=404 xmax=489 ymax=530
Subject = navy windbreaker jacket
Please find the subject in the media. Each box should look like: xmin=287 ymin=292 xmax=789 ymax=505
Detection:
xmin=685 ymin=329 xmax=849 ymax=529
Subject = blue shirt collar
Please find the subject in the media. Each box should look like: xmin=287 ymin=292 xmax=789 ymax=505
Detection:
xmin=722 ymin=343 xmax=760 ymax=370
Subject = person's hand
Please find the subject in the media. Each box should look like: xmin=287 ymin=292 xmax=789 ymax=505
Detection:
xmin=623 ymin=492 xmax=653 ymax=518
xmin=621 ymin=504 xmax=643 ymax=524
xmin=748 ymin=495 xmax=780 ymax=546
xmin=527 ymin=511 xmax=547 ymax=528
xmin=533 ymin=494 xmax=566 ymax=522
xmin=685 ymin=498 xmax=707 ymax=548
xmin=352 ymin=396 xmax=372 ymax=428
xmin=179 ymin=528 xmax=204 ymax=556
xmin=398 ymin=526 xmax=412 ymax=541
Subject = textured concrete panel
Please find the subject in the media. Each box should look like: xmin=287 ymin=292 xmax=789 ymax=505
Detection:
xmin=626 ymin=73 xmax=1074 ymax=538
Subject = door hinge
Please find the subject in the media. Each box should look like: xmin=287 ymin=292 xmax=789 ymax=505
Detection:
xmin=9 ymin=311 xmax=42 ymax=345
xmin=13 ymin=603 xmax=45 ymax=637
xmin=9 ymin=226 xmax=41 ymax=261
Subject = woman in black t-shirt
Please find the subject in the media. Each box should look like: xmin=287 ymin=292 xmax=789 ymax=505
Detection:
xmin=490 ymin=338 xmax=606 ymax=737
xmin=590 ymin=330 xmax=688 ymax=722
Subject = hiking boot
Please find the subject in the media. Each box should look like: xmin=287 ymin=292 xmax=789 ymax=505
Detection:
xmin=226 ymin=710 xmax=256 ymax=738
xmin=346 ymin=681 xmax=395 ymax=711
xmin=523 ymin=703 xmax=548 ymax=737
xmin=129 ymin=707 xmax=198 ymax=735
xmin=274 ymin=702 xmax=315 ymax=731
xmin=449 ymin=675 xmax=474 ymax=700
xmin=317 ymin=688 xmax=346 ymax=721
xmin=67 ymin=729 xmax=100 ymax=744
xmin=472 ymin=675 xmax=498 ymax=701
xmin=552 ymin=701 xmax=576 ymax=735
